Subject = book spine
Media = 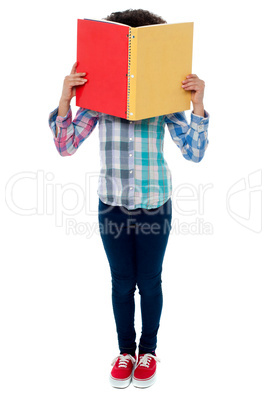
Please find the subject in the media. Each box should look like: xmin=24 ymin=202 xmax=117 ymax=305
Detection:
xmin=126 ymin=28 xmax=132 ymax=120
xmin=127 ymin=28 xmax=137 ymax=120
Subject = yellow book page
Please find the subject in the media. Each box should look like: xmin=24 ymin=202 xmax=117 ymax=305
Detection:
xmin=129 ymin=22 xmax=193 ymax=121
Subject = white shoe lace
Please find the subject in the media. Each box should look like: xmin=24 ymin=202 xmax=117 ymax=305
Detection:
xmin=111 ymin=354 xmax=136 ymax=368
xmin=136 ymin=353 xmax=161 ymax=368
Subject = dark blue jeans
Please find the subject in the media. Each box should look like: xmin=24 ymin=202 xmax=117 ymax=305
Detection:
xmin=98 ymin=197 xmax=172 ymax=356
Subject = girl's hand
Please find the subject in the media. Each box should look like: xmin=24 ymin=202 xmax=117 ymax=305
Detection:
xmin=60 ymin=62 xmax=87 ymax=102
xmin=181 ymin=74 xmax=205 ymax=106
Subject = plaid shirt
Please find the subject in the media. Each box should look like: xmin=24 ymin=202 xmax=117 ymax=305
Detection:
xmin=48 ymin=106 xmax=209 ymax=209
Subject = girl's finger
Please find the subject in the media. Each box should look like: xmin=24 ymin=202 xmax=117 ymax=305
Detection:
xmin=186 ymin=74 xmax=198 ymax=79
xmin=72 ymin=72 xmax=87 ymax=77
xmin=70 ymin=62 xmax=78 ymax=74
xmin=182 ymin=78 xmax=196 ymax=83
xmin=71 ymin=79 xmax=87 ymax=85
xmin=182 ymin=78 xmax=198 ymax=85
xmin=182 ymin=85 xmax=198 ymax=90
xmin=182 ymin=82 xmax=198 ymax=87
xmin=74 ymin=81 xmax=87 ymax=86
xmin=69 ymin=76 xmax=87 ymax=82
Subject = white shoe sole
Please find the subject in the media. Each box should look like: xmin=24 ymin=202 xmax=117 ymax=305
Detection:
xmin=109 ymin=374 xmax=132 ymax=388
xmin=132 ymin=373 xmax=156 ymax=388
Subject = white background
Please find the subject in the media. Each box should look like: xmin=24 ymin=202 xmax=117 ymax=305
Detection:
xmin=1 ymin=0 xmax=266 ymax=401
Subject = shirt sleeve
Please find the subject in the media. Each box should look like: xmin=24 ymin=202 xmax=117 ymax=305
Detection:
xmin=165 ymin=110 xmax=210 ymax=163
xmin=48 ymin=106 xmax=99 ymax=156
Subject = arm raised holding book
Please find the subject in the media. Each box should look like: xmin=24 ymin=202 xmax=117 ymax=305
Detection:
xmin=48 ymin=62 xmax=99 ymax=157
xmin=56 ymin=62 xmax=87 ymax=136
xmin=182 ymin=73 xmax=205 ymax=117
xmin=165 ymin=73 xmax=209 ymax=163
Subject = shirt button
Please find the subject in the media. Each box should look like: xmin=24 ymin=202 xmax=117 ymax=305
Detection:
xmin=130 ymin=170 xmax=133 ymax=173
xmin=129 ymin=153 xmax=132 ymax=157
xmin=130 ymin=187 xmax=133 ymax=190
xmin=130 ymin=137 xmax=133 ymax=140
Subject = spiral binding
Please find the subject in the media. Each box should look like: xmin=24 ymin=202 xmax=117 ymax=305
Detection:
xmin=127 ymin=28 xmax=132 ymax=119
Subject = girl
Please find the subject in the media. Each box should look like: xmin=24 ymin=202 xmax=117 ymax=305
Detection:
xmin=48 ymin=8 xmax=209 ymax=389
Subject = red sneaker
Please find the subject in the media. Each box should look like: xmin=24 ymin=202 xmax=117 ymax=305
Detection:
xmin=109 ymin=353 xmax=136 ymax=388
xmin=132 ymin=353 xmax=160 ymax=388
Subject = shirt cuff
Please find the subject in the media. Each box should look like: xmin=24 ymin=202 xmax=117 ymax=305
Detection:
xmin=56 ymin=106 xmax=72 ymax=128
xmin=191 ymin=109 xmax=209 ymax=121
xmin=190 ymin=110 xmax=209 ymax=132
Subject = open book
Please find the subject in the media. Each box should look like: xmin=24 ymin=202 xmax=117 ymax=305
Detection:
xmin=76 ymin=18 xmax=194 ymax=120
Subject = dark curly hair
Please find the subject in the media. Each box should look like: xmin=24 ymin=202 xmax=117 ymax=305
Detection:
xmin=105 ymin=9 xmax=167 ymax=27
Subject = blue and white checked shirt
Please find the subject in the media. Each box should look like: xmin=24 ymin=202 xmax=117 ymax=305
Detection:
xmin=48 ymin=106 xmax=209 ymax=209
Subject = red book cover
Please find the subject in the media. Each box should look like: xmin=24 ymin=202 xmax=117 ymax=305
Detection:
xmin=76 ymin=19 xmax=130 ymax=118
